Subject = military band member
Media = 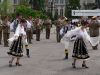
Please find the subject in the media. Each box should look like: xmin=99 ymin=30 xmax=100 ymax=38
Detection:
xmin=34 ymin=17 xmax=42 ymax=41
xmin=44 ymin=17 xmax=52 ymax=39
xmin=55 ymin=16 xmax=64 ymax=42
xmin=89 ymin=16 xmax=100 ymax=50
xmin=2 ymin=16 xmax=10 ymax=47
xmin=0 ymin=16 xmax=3 ymax=45
xmin=26 ymin=20 xmax=32 ymax=44
xmin=28 ymin=16 xmax=34 ymax=39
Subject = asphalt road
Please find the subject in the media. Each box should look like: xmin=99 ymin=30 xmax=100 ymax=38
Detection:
xmin=0 ymin=28 xmax=100 ymax=75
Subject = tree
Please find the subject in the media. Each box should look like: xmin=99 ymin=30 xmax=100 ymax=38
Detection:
xmin=20 ymin=0 xmax=30 ymax=6
xmin=65 ymin=0 xmax=80 ymax=18
xmin=29 ymin=0 xmax=45 ymax=11
xmin=14 ymin=5 xmax=47 ymax=19
xmin=0 ymin=0 xmax=12 ymax=15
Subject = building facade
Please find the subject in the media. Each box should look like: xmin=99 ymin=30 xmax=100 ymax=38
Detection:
xmin=95 ymin=0 xmax=100 ymax=8
xmin=45 ymin=0 xmax=66 ymax=18
xmin=0 ymin=0 xmax=20 ymax=13
xmin=80 ymin=0 xmax=96 ymax=9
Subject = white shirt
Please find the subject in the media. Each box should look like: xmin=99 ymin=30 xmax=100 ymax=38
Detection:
xmin=14 ymin=24 xmax=26 ymax=37
xmin=61 ymin=27 xmax=91 ymax=49
xmin=26 ymin=20 xmax=32 ymax=28
xmin=64 ymin=27 xmax=90 ymax=40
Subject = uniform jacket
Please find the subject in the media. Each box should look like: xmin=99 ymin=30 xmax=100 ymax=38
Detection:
xmin=89 ymin=20 xmax=100 ymax=37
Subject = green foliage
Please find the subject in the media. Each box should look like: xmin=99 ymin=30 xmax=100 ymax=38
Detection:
xmin=13 ymin=5 xmax=48 ymax=19
xmin=54 ymin=11 xmax=58 ymax=20
xmin=19 ymin=0 xmax=29 ymax=6
xmin=30 ymin=0 xmax=45 ymax=11
xmin=69 ymin=0 xmax=80 ymax=9
xmin=65 ymin=0 xmax=80 ymax=18
xmin=0 ymin=0 xmax=12 ymax=15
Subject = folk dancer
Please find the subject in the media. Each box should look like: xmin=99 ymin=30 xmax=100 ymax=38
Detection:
xmin=7 ymin=19 xmax=29 ymax=67
xmin=61 ymin=21 xmax=92 ymax=68
xmin=10 ymin=13 xmax=22 ymax=32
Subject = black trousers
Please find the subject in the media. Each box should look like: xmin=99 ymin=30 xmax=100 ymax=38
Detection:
xmin=3 ymin=33 xmax=9 ymax=46
xmin=36 ymin=29 xmax=40 ymax=41
xmin=46 ymin=28 xmax=50 ymax=39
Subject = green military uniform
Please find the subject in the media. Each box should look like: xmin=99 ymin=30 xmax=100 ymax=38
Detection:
xmin=0 ymin=19 xmax=2 ymax=44
xmin=2 ymin=21 xmax=10 ymax=47
xmin=26 ymin=28 xmax=32 ymax=44
xmin=44 ymin=19 xmax=52 ymax=39
xmin=26 ymin=20 xmax=33 ymax=44
xmin=55 ymin=20 xmax=62 ymax=42
xmin=89 ymin=19 xmax=100 ymax=50
xmin=34 ymin=18 xmax=41 ymax=41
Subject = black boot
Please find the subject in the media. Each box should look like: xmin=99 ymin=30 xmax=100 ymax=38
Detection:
xmin=16 ymin=62 xmax=22 ymax=66
xmin=64 ymin=49 xmax=68 ymax=59
xmin=72 ymin=59 xmax=76 ymax=68
xmin=72 ymin=63 xmax=76 ymax=68
xmin=82 ymin=61 xmax=88 ymax=68
xmin=82 ymin=64 xmax=88 ymax=68
xmin=9 ymin=61 xmax=12 ymax=67
xmin=26 ymin=49 xmax=30 ymax=58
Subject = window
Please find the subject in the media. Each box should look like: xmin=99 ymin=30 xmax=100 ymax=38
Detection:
xmin=13 ymin=0 xmax=18 ymax=4
xmin=55 ymin=8 xmax=58 ymax=13
xmin=55 ymin=8 xmax=58 ymax=15
xmin=48 ymin=9 xmax=51 ymax=13
xmin=55 ymin=0 xmax=59 ymax=3
xmin=95 ymin=0 xmax=100 ymax=8
xmin=60 ymin=9 xmax=63 ymax=16
xmin=60 ymin=0 xmax=64 ymax=4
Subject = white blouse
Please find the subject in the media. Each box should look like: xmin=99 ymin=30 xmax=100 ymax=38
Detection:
xmin=61 ymin=27 xmax=91 ymax=49
xmin=8 ymin=24 xmax=28 ymax=45
xmin=14 ymin=24 xmax=26 ymax=37
xmin=63 ymin=27 xmax=91 ymax=41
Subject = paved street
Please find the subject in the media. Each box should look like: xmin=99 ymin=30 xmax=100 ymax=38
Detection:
xmin=0 ymin=27 xmax=100 ymax=75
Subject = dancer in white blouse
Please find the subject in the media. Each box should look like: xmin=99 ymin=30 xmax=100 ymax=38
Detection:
xmin=7 ymin=19 xmax=28 ymax=67
xmin=61 ymin=21 xmax=92 ymax=68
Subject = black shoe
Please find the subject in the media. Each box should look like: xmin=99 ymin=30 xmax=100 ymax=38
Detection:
xmin=36 ymin=39 xmax=40 ymax=41
xmin=9 ymin=61 xmax=12 ymax=67
xmin=27 ymin=55 xmax=30 ymax=58
xmin=4 ymin=45 xmax=9 ymax=47
xmin=72 ymin=63 xmax=76 ymax=68
xmin=82 ymin=64 xmax=88 ymax=68
xmin=64 ymin=53 xmax=68 ymax=59
xmin=29 ymin=42 xmax=32 ymax=44
xmin=92 ymin=46 xmax=98 ymax=50
xmin=64 ymin=56 xmax=68 ymax=60
xmin=16 ymin=63 xmax=22 ymax=66
xmin=26 ymin=49 xmax=30 ymax=58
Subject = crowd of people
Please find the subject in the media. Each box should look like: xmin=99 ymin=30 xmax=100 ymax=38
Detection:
xmin=0 ymin=13 xmax=100 ymax=68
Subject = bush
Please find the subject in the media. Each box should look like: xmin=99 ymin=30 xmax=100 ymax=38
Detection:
xmin=12 ymin=5 xmax=48 ymax=19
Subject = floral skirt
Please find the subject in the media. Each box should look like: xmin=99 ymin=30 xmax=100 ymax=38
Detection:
xmin=72 ymin=38 xmax=90 ymax=59
xmin=7 ymin=36 xmax=23 ymax=57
